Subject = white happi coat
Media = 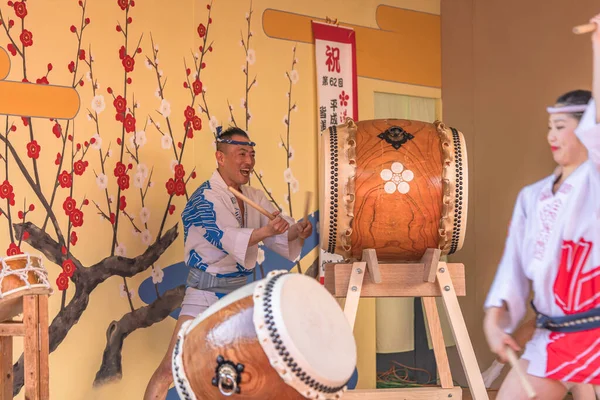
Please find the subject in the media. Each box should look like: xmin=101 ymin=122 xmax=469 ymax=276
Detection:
xmin=182 ymin=170 xmax=302 ymax=278
xmin=485 ymin=99 xmax=600 ymax=384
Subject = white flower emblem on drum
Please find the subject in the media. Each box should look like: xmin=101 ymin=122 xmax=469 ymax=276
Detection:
xmin=380 ymin=162 xmax=414 ymax=194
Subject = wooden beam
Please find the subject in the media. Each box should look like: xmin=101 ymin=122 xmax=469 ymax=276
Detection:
xmin=340 ymin=386 xmax=462 ymax=399
xmin=324 ymin=262 xmax=465 ymax=298
xmin=0 ymin=321 xmax=25 ymax=336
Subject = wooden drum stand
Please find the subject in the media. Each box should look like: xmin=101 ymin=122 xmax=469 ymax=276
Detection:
xmin=324 ymin=248 xmax=489 ymax=400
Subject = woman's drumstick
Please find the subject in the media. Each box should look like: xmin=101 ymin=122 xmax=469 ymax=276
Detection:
xmin=505 ymin=347 xmax=537 ymax=399
xmin=227 ymin=186 xmax=275 ymax=220
xmin=574 ymin=23 xmax=596 ymax=35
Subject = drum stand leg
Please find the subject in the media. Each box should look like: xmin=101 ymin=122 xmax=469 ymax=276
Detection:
xmin=332 ymin=248 xmax=488 ymax=400
xmin=0 ymin=294 xmax=50 ymax=400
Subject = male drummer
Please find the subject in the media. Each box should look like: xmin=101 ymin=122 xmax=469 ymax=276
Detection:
xmin=144 ymin=127 xmax=312 ymax=400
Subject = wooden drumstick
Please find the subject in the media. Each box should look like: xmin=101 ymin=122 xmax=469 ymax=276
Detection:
xmin=303 ymin=191 xmax=313 ymax=222
xmin=505 ymin=347 xmax=536 ymax=399
xmin=573 ymin=23 xmax=596 ymax=34
xmin=227 ymin=186 xmax=275 ymax=221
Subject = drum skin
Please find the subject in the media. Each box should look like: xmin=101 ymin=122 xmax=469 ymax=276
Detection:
xmin=181 ymin=294 xmax=305 ymax=399
xmin=319 ymin=118 xmax=468 ymax=261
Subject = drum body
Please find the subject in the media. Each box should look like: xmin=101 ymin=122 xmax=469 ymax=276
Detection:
xmin=0 ymin=253 xmax=52 ymax=321
xmin=173 ymin=271 xmax=356 ymax=400
xmin=319 ymin=118 xmax=468 ymax=261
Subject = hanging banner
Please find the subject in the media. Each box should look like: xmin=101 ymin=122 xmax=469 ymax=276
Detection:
xmin=311 ymin=21 xmax=359 ymax=283
xmin=312 ymin=21 xmax=358 ymax=130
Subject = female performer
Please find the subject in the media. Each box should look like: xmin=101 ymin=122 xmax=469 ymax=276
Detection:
xmin=484 ymin=13 xmax=600 ymax=400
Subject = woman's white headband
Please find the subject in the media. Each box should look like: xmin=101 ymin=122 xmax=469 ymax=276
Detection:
xmin=546 ymin=104 xmax=588 ymax=114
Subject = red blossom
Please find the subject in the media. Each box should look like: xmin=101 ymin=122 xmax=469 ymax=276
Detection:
xmin=10 ymin=125 xmax=16 ymax=132
xmin=17 ymin=211 xmax=23 ymax=219
xmin=122 ymin=55 xmax=134 ymax=72
xmin=6 ymin=44 xmax=16 ymax=56
xmin=62 ymin=259 xmax=76 ymax=277
xmin=19 ymin=29 xmax=32 ymax=47
xmin=22 ymin=231 xmax=29 ymax=241
xmin=13 ymin=1 xmax=27 ymax=18
xmin=191 ymin=171 xmax=197 ymax=179
xmin=47 ymin=63 xmax=53 ymax=71
xmin=192 ymin=116 xmax=202 ymax=131
xmin=36 ymin=76 xmax=49 ymax=85
xmin=168 ymin=204 xmax=176 ymax=215
xmin=184 ymin=106 xmax=195 ymax=122
xmin=165 ymin=178 xmax=175 ymax=195
xmin=114 ymin=162 xmax=126 ymax=177
xmin=70 ymin=231 xmax=78 ymax=246
xmin=117 ymin=0 xmax=128 ymax=10
xmin=63 ymin=197 xmax=76 ymax=216
xmin=0 ymin=180 xmax=13 ymax=199
xmin=175 ymin=179 xmax=186 ymax=196
xmin=52 ymin=122 xmax=62 ymax=138
xmin=117 ymin=174 xmax=130 ymax=190
xmin=110 ymin=212 xmax=116 ymax=225
xmin=79 ymin=49 xmax=86 ymax=60
xmin=197 ymin=23 xmax=206 ymax=38
xmin=55 ymin=152 xmax=61 ymax=165
xmin=56 ymin=273 xmax=69 ymax=291
xmin=29 ymin=204 xmax=34 ymax=211
xmin=8 ymin=20 xmax=14 ymax=28
xmin=174 ymin=164 xmax=185 ymax=180
xmin=69 ymin=209 xmax=84 ymax=227
xmin=58 ymin=171 xmax=72 ymax=188
xmin=113 ymin=95 xmax=126 ymax=113
xmin=7 ymin=242 xmax=21 ymax=256
xmin=186 ymin=128 xmax=193 ymax=139
xmin=74 ymin=160 xmax=88 ymax=176
xmin=123 ymin=113 xmax=136 ymax=132
xmin=201 ymin=62 xmax=206 ymax=69
xmin=119 ymin=45 xmax=126 ymax=60
xmin=70 ymin=25 xmax=76 ymax=33
xmin=68 ymin=61 xmax=75 ymax=73
xmin=21 ymin=117 xmax=28 ymax=126
xmin=85 ymin=17 xmax=90 ymax=24
xmin=119 ymin=195 xmax=127 ymax=211
xmin=26 ymin=140 xmax=40 ymax=159
xmin=192 ymin=79 xmax=202 ymax=95
xmin=61 ymin=246 xmax=67 ymax=255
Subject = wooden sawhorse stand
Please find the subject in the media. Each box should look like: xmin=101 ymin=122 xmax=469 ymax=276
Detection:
xmin=0 ymin=289 xmax=50 ymax=400
xmin=324 ymin=248 xmax=489 ymax=400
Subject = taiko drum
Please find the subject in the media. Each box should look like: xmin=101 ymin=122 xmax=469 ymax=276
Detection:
xmin=318 ymin=118 xmax=468 ymax=261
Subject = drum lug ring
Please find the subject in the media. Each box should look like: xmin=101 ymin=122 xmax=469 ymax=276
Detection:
xmin=212 ymin=355 xmax=244 ymax=396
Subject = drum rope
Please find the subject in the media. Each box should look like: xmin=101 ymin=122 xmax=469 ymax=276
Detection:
xmin=0 ymin=253 xmax=50 ymax=299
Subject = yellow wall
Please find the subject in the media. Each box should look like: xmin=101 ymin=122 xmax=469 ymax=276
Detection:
xmin=0 ymin=0 xmax=441 ymax=398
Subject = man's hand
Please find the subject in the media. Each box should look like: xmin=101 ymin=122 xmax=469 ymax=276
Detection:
xmin=265 ymin=211 xmax=290 ymax=236
xmin=296 ymin=220 xmax=312 ymax=239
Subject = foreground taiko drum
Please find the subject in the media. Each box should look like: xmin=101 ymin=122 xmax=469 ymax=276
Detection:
xmin=172 ymin=270 xmax=357 ymax=400
xmin=319 ymin=118 xmax=468 ymax=261
xmin=0 ymin=253 xmax=52 ymax=321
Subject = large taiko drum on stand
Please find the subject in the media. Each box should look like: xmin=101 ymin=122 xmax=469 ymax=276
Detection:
xmin=319 ymin=118 xmax=468 ymax=261
xmin=172 ymin=270 xmax=357 ymax=400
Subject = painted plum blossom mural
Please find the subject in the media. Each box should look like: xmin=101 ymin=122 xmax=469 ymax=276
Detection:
xmin=0 ymin=0 xmax=319 ymax=396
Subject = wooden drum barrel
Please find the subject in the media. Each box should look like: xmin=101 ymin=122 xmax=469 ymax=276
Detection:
xmin=172 ymin=271 xmax=357 ymax=400
xmin=318 ymin=118 xmax=468 ymax=261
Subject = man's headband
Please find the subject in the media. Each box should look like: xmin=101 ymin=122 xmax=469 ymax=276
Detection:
xmin=215 ymin=126 xmax=256 ymax=147
xmin=546 ymin=104 xmax=587 ymax=114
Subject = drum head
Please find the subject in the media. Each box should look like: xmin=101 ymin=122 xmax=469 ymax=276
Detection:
xmin=253 ymin=271 xmax=356 ymax=399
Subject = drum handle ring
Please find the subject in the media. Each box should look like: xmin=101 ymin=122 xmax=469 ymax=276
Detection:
xmin=217 ymin=366 xmax=237 ymax=396
xmin=213 ymin=355 xmax=244 ymax=396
